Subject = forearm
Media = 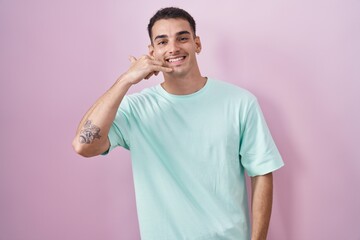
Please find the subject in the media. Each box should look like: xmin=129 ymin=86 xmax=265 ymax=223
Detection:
xmin=72 ymin=74 xmax=133 ymax=157
xmin=250 ymin=173 xmax=273 ymax=240
xmin=72 ymin=55 xmax=173 ymax=157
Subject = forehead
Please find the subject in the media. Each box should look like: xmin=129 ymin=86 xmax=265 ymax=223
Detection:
xmin=152 ymin=18 xmax=193 ymax=39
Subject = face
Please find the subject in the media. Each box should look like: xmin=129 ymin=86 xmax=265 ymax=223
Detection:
xmin=149 ymin=18 xmax=201 ymax=77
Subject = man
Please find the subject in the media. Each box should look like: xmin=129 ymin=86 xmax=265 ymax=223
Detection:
xmin=72 ymin=7 xmax=284 ymax=240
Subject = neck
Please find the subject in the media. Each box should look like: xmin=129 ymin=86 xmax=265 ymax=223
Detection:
xmin=161 ymin=70 xmax=207 ymax=95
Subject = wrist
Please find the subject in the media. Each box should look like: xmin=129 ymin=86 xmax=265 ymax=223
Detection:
xmin=116 ymin=73 xmax=136 ymax=86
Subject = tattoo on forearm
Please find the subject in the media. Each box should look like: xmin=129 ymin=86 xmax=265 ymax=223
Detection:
xmin=79 ymin=120 xmax=101 ymax=144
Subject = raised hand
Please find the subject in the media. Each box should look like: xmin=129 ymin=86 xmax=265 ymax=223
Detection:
xmin=125 ymin=55 xmax=173 ymax=84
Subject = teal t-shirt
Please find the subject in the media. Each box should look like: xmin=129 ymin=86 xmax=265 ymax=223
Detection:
xmin=107 ymin=78 xmax=284 ymax=240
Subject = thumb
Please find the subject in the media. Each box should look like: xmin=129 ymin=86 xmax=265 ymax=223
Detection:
xmin=128 ymin=56 xmax=137 ymax=63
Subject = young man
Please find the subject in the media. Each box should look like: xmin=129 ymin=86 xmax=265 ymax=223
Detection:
xmin=72 ymin=7 xmax=284 ymax=240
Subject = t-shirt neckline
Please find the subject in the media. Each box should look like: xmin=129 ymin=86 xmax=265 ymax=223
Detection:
xmin=156 ymin=77 xmax=211 ymax=100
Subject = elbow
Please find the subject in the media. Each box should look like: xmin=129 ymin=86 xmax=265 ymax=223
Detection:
xmin=72 ymin=138 xmax=96 ymax=158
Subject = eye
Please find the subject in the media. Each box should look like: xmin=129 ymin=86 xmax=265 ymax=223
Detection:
xmin=179 ymin=37 xmax=189 ymax=42
xmin=157 ymin=40 xmax=167 ymax=45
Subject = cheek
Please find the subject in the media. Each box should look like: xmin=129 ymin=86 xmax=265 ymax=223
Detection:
xmin=154 ymin=50 xmax=165 ymax=60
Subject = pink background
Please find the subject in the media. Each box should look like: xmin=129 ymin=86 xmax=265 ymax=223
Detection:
xmin=1 ymin=0 xmax=359 ymax=239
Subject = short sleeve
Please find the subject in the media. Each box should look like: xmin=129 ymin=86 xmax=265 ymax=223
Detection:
xmin=102 ymin=98 xmax=131 ymax=155
xmin=239 ymin=99 xmax=284 ymax=176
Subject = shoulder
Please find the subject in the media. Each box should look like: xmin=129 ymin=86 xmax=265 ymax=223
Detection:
xmin=121 ymin=85 xmax=160 ymax=107
xmin=208 ymin=78 xmax=257 ymax=104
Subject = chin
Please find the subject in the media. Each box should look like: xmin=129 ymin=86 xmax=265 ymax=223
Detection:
xmin=169 ymin=68 xmax=186 ymax=76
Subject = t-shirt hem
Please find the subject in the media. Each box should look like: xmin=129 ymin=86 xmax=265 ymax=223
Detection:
xmin=246 ymin=161 xmax=284 ymax=177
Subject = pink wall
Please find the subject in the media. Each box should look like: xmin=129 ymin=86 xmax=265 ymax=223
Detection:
xmin=1 ymin=0 xmax=359 ymax=239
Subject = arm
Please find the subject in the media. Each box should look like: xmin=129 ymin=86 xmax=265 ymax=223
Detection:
xmin=250 ymin=172 xmax=273 ymax=240
xmin=72 ymin=55 xmax=172 ymax=157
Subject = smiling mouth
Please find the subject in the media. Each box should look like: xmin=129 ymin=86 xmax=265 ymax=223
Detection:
xmin=166 ymin=56 xmax=186 ymax=63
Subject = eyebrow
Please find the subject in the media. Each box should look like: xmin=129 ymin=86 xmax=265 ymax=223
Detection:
xmin=153 ymin=30 xmax=191 ymax=41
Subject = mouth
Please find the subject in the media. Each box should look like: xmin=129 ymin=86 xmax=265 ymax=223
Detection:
xmin=166 ymin=56 xmax=186 ymax=64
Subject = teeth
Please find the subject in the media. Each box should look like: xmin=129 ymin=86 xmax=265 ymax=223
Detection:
xmin=168 ymin=57 xmax=184 ymax=62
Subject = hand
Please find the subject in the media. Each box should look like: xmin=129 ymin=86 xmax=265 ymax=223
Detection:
xmin=125 ymin=55 xmax=172 ymax=84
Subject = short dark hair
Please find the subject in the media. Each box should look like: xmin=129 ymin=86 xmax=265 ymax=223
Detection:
xmin=147 ymin=7 xmax=196 ymax=42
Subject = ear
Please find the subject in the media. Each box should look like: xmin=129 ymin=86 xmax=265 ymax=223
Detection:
xmin=195 ymin=36 xmax=202 ymax=54
xmin=148 ymin=44 xmax=155 ymax=57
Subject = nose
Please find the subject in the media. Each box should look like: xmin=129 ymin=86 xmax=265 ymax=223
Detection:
xmin=167 ymin=40 xmax=180 ymax=54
